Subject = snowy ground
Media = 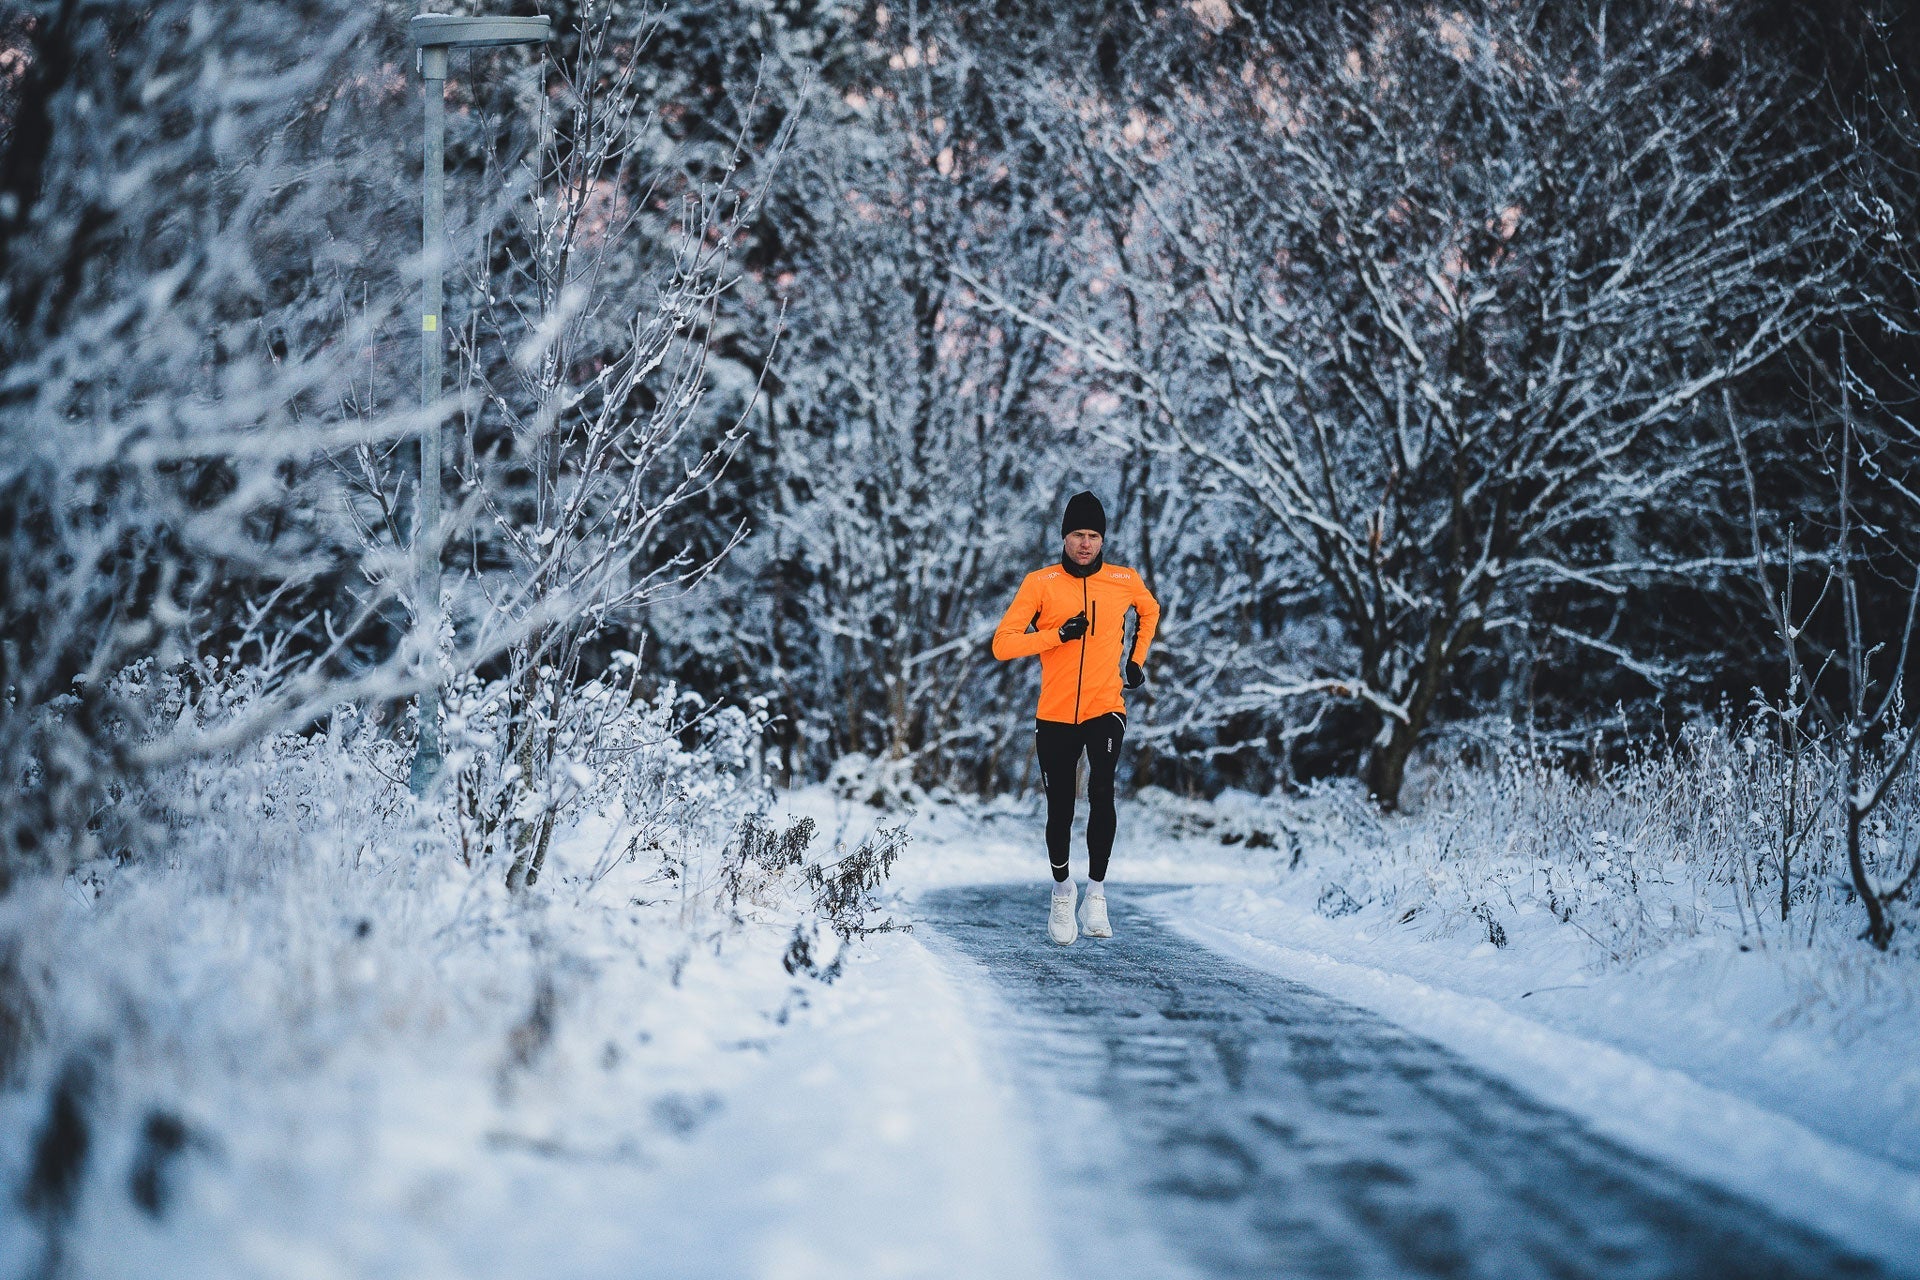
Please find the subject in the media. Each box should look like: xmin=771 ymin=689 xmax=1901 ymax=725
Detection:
xmin=849 ymin=782 xmax=1919 ymax=1272
xmin=718 ymin=784 xmax=1920 ymax=1274
xmin=9 ymin=780 xmax=1919 ymax=1277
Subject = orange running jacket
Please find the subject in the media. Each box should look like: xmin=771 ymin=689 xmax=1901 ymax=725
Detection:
xmin=992 ymin=562 xmax=1161 ymax=724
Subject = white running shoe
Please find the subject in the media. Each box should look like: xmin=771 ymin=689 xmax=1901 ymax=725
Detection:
xmin=1048 ymin=884 xmax=1078 ymax=945
xmin=1080 ymin=891 xmax=1113 ymax=939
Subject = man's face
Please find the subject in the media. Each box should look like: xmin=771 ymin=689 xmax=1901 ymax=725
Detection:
xmin=1064 ymin=529 xmax=1103 ymax=565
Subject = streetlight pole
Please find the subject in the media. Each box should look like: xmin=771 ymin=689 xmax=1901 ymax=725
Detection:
xmin=407 ymin=13 xmax=551 ymax=797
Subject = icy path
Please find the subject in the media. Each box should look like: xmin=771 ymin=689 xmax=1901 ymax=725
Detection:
xmin=917 ymin=884 xmax=1902 ymax=1280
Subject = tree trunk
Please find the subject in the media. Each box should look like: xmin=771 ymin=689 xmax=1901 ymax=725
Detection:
xmin=1366 ymin=605 xmax=1483 ymax=810
xmin=885 ymin=666 xmax=910 ymax=761
xmin=520 ymin=810 xmax=557 ymax=891
xmin=1846 ymin=752 xmax=1893 ymax=950
xmin=504 ymin=654 xmax=545 ymax=893
xmin=1366 ymin=717 xmax=1419 ymax=812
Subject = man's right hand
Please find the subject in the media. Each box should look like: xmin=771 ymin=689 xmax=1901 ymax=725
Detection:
xmin=1057 ymin=612 xmax=1089 ymax=642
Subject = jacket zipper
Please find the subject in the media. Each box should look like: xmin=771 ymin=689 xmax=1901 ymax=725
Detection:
xmin=1074 ymin=580 xmax=1091 ymax=723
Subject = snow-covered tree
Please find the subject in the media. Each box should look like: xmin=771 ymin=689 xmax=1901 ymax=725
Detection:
xmin=985 ymin=1 xmax=1841 ymax=806
xmin=1728 ymin=0 xmax=1920 ymax=948
xmin=684 ymin=4 xmax=1121 ymax=792
xmin=0 ymin=1 xmax=428 ymax=884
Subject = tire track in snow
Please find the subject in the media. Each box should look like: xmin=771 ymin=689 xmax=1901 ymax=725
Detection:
xmin=917 ymin=884 xmax=1898 ymax=1280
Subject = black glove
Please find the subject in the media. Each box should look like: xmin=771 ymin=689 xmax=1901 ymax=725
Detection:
xmin=1125 ymin=660 xmax=1145 ymax=688
xmin=1057 ymin=612 xmax=1089 ymax=642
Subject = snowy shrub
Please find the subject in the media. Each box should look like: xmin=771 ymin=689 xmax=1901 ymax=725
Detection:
xmin=0 ymin=706 xmax=427 ymax=1264
xmin=1137 ymin=779 xmax=1379 ymax=875
xmin=1135 ymin=787 xmax=1284 ymax=849
xmin=1315 ymin=882 xmax=1363 ymax=920
xmin=719 ymin=812 xmax=818 ymax=912
xmin=446 ymin=655 xmax=769 ymax=887
xmin=826 ymin=752 xmax=929 ymax=811
xmin=1300 ymin=715 xmax=1920 ymax=969
xmin=699 ymin=803 xmax=910 ymax=985
xmin=0 ymin=656 xmax=893 ymax=1270
xmin=779 ymin=819 xmax=911 ymax=984
xmin=21 ymin=658 xmax=415 ymax=893
xmin=805 ymin=820 xmax=910 ymax=944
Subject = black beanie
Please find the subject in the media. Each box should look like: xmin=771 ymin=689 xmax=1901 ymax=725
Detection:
xmin=1061 ymin=491 xmax=1107 ymax=537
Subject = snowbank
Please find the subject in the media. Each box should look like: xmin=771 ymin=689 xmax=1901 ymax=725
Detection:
xmin=1 ymin=737 xmax=909 ymax=1277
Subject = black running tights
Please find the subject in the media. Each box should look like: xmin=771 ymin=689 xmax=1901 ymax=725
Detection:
xmin=1035 ymin=713 xmax=1126 ymax=883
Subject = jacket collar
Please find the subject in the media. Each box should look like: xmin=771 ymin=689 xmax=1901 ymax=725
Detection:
xmin=1061 ymin=552 xmax=1104 ymax=579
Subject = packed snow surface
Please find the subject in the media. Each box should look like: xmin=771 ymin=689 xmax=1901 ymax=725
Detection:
xmin=9 ymin=783 xmax=1918 ymax=1277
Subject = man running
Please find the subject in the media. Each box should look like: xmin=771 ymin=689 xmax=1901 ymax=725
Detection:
xmin=992 ymin=491 xmax=1160 ymax=945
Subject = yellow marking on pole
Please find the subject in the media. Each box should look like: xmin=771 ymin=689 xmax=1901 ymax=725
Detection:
xmin=423 ymin=314 xmax=439 ymax=331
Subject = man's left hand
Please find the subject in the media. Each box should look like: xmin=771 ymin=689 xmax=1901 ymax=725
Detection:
xmin=1125 ymin=661 xmax=1145 ymax=689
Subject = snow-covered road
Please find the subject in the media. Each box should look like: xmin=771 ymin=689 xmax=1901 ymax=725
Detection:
xmin=917 ymin=884 xmax=1900 ymax=1280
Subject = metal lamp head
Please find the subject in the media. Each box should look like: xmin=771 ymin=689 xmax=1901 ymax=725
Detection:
xmin=409 ymin=14 xmax=552 ymax=49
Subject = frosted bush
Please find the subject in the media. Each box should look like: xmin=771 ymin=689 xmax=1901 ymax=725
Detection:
xmin=2 ymin=659 xmax=894 ymax=1269
xmin=1326 ymin=716 xmax=1920 ymax=966
xmin=826 ymin=752 xmax=928 ymax=811
xmin=31 ymin=659 xmax=416 ymax=889
xmin=445 ymin=654 xmax=771 ymax=886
